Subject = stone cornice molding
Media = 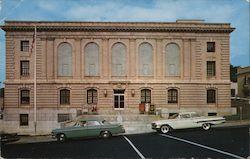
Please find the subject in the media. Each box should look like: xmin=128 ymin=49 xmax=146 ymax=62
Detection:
xmin=1 ymin=21 xmax=235 ymax=33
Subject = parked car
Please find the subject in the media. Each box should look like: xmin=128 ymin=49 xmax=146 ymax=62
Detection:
xmin=152 ymin=112 xmax=225 ymax=134
xmin=51 ymin=118 xmax=125 ymax=142
xmin=0 ymin=132 xmax=20 ymax=143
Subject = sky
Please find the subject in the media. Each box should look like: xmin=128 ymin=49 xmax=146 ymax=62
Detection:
xmin=0 ymin=0 xmax=249 ymax=87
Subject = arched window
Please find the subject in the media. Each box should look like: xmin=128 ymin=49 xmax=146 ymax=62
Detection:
xmin=58 ymin=43 xmax=72 ymax=76
xmin=168 ymin=89 xmax=178 ymax=103
xmin=87 ymin=89 xmax=98 ymax=104
xmin=112 ymin=43 xmax=126 ymax=76
xmin=85 ymin=43 xmax=99 ymax=76
xmin=60 ymin=89 xmax=70 ymax=105
xmin=166 ymin=43 xmax=180 ymax=76
xmin=141 ymin=89 xmax=151 ymax=103
xmin=139 ymin=43 xmax=153 ymax=76
xmin=20 ymin=90 xmax=30 ymax=104
xmin=207 ymin=89 xmax=216 ymax=103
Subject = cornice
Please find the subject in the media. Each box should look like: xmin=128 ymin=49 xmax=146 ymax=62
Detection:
xmin=1 ymin=25 xmax=235 ymax=33
xmin=1 ymin=21 xmax=235 ymax=33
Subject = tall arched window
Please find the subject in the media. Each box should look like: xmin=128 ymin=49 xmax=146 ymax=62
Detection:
xmin=58 ymin=42 xmax=72 ymax=76
xmin=141 ymin=89 xmax=151 ymax=103
xmin=168 ymin=89 xmax=178 ymax=103
xmin=85 ymin=43 xmax=99 ymax=76
xmin=112 ymin=43 xmax=126 ymax=76
xmin=166 ymin=43 xmax=180 ymax=76
xmin=139 ymin=43 xmax=153 ymax=76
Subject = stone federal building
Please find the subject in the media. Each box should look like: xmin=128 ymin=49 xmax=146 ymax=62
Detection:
xmin=1 ymin=20 xmax=235 ymax=134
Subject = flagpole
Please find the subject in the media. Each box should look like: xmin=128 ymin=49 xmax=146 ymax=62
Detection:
xmin=34 ymin=25 xmax=37 ymax=135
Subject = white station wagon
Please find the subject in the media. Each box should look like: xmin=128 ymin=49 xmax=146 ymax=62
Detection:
xmin=152 ymin=112 xmax=225 ymax=134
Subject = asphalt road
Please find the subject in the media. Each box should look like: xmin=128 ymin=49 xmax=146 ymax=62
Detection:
xmin=1 ymin=126 xmax=249 ymax=159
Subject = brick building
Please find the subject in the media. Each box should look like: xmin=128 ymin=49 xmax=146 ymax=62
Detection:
xmin=1 ymin=20 xmax=235 ymax=134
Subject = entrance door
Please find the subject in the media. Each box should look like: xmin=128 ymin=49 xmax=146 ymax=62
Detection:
xmin=114 ymin=90 xmax=125 ymax=109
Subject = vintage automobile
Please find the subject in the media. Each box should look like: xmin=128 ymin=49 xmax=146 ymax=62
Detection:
xmin=152 ymin=112 xmax=226 ymax=134
xmin=51 ymin=118 xmax=125 ymax=142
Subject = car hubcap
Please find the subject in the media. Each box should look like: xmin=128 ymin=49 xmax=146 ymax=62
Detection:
xmin=59 ymin=134 xmax=65 ymax=141
xmin=161 ymin=126 xmax=169 ymax=133
xmin=203 ymin=124 xmax=210 ymax=130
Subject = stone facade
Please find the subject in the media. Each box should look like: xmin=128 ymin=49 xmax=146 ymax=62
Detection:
xmin=1 ymin=20 xmax=235 ymax=135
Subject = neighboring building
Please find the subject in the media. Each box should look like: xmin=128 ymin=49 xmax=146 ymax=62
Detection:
xmin=237 ymin=66 xmax=250 ymax=98
xmin=230 ymin=82 xmax=238 ymax=98
xmin=1 ymin=20 xmax=235 ymax=135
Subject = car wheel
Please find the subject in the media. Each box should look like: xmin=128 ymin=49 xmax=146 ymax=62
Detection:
xmin=202 ymin=123 xmax=211 ymax=130
xmin=57 ymin=133 xmax=66 ymax=142
xmin=101 ymin=131 xmax=111 ymax=138
xmin=160 ymin=125 xmax=171 ymax=134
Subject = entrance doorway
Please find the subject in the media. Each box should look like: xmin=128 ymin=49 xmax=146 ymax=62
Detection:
xmin=114 ymin=90 xmax=125 ymax=109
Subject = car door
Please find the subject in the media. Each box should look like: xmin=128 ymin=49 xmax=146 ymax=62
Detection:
xmin=86 ymin=120 xmax=102 ymax=137
xmin=174 ymin=114 xmax=193 ymax=129
xmin=66 ymin=121 xmax=88 ymax=138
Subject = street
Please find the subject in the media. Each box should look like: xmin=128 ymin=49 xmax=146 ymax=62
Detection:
xmin=1 ymin=126 xmax=249 ymax=159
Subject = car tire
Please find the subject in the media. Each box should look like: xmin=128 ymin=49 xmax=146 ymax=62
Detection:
xmin=202 ymin=123 xmax=211 ymax=130
xmin=57 ymin=133 xmax=66 ymax=142
xmin=160 ymin=125 xmax=171 ymax=134
xmin=101 ymin=131 xmax=111 ymax=138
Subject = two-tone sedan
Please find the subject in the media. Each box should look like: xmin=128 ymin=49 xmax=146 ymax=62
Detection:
xmin=152 ymin=112 xmax=226 ymax=134
xmin=52 ymin=119 xmax=125 ymax=142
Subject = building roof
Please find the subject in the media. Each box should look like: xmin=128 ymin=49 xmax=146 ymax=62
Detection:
xmin=0 ymin=20 xmax=235 ymax=33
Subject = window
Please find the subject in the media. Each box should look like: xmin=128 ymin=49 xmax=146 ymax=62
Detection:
xmin=139 ymin=43 xmax=153 ymax=76
xmin=207 ymin=61 xmax=216 ymax=77
xmin=20 ymin=114 xmax=28 ymax=126
xmin=231 ymin=89 xmax=236 ymax=97
xmin=60 ymin=89 xmax=70 ymax=105
xmin=112 ymin=43 xmax=126 ymax=76
xmin=207 ymin=89 xmax=216 ymax=103
xmin=168 ymin=89 xmax=178 ymax=103
xmin=21 ymin=90 xmax=30 ymax=104
xmin=58 ymin=42 xmax=72 ymax=76
xmin=87 ymin=89 xmax=98 ymax=104
xmin=86 ymin=121 xmax=100 ymax=126
xmin=20 ymin=61 xmax=29 ymax=76
xmin=207 ymin=42 xmax=215 ymax=52
xmin=114 ymin=90 xmax=125 ymax=109
xmin=58 ymin=113 xmax=70 ymax=122
xmin=85 ymin=43 xmax=99 ymax=76
xmin=165 ymin=43 xmax=180 ymax=76
xmin=141 ymin=89 xmax=151 ymax=103
xmin=20 ymin=41 xmax=29 ymax=52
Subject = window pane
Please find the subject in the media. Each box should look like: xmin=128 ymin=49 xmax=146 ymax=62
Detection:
xmin=58 ymin=43 xmax=72 ymax=76
xmin=21 ymin=90 xmax=30 ymax=104
xmin=21 ymin=61 xmax=29 ymax=76
xmin=112 ymin=43 xmax=126 ymax=76
xmin=207 ymin=42 xmax=215 ymax=52
xmin=85 ymin=43 xmax=99 ymax=76
xmin=60 ymin=89 xmax=70 ymax=105
xmin=207 ymin=90 xmax=216 ymax=103
xmin=20 ymin=114 xmax=28 ymax=126
xmin=141 ymin=89 xmax=151 ymax=103
xmin=207 ymin=61 xmax=216 ymax=77
xmin=21 ymin=41 xmax=29 ymax=52
xmin=166 ymin=43 xmax=180 ymax=76
xmin=87 ymin=89 xmax=97 ymax=104
xmin=139 ymin=43 xmax=153 ymax=76
xmin=168 ymin=89 xmax=178 ymax=103
xmin=58 ymin=113 xmax=70 ymax=122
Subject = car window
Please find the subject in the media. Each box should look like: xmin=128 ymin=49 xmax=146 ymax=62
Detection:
xmin=180 ymin=114 xmax=191 ymax=119
xmin=86 ymin=121 xmax=101 ymax=126
xmin=102 ymin=120 xmax=110 ymax=125
xmin=190 ymin=113 xmax=200 ymax=118
xmin=169 ymin=114 xmax=178 ymax=119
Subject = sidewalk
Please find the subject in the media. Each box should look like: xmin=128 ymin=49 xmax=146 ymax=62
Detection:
xmin=7 ymin=119 xmax=250 ymax=144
